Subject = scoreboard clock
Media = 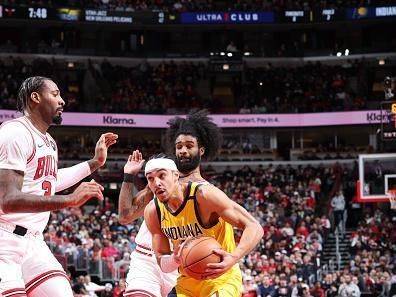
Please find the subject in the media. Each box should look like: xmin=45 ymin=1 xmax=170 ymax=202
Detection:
xmin=28 ymin=7 xmax=48 ymax=19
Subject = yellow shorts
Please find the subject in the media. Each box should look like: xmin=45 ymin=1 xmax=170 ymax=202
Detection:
xmin=170 ymin=281 xmax=242 ymax=297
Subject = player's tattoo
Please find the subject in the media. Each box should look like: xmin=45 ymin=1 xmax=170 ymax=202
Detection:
xmin=119 ymin=182 xmax=153 ymax=223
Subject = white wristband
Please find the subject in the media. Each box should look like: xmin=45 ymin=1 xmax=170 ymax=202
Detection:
xmin=159 ymin=255 xmax=179 ymax=273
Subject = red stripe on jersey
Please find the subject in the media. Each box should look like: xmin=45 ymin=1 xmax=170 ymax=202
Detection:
xmin=22 ymin=117 xmax=50 ymax=146
xmin=136 ymin=243 xmax=152 ymax=251
xmin=1 ymin=288 xmax=27 ymax=297
xmin=123 ymin=289 xmax=157 ymax=297
xmin=135 ymin=249 xmax=152 ymax=257
xmin=25 ymin=270 xmax=69 ymax=294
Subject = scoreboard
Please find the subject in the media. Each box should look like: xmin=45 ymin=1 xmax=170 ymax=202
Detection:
xmin=0 ymin=5 xmax=395 ymax=25
xmin=381 ymin=101 xmax=396 ymax=141
xmin=0 ymin=5 xmax=178 ymax=24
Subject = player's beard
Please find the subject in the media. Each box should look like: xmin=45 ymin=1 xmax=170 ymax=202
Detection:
xmin=176 ymin=154 xmax=201 ymax=174
xmin=52 ymin=114 xmax=63 ymax=125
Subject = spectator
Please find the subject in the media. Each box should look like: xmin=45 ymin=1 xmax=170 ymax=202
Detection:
xmin=242 ymin=275 xmax=260 ymax=297
xmin=291 ymin=277 xmax=310 ymax=297
xmin=112 ymin=278 xmax=126 ymax=297
xmin=338 ymin=274 xmax=361 ymax=297
xmin=83 ymin=275 xmax=105 ymax=297
xmin=258 ymin=275 xmax=277 ymax=297
xmin=226 ymin=41 xmax=238 ymax=52
xmin=331 ymin=190 xmax=346 ymax=236
xmin=310 ymin=281 xmax=325 ymax=297
xmin=72 ymin=275 xmax=90 ymax=297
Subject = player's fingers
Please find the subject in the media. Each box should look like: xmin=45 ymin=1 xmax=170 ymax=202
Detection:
xmin=132 ymin=151 xmax=138 ymax=162
xmin=84 ymin=188 xmax=104 ymax=201
xmin=205 ymin=262 xmax=225 ymax=269
xmin=128 ymin=154 xmax=133 ymax=162
xmin=93 ymin=190 xmax=104 ymax=201
xmin=98 ymin=134 xmax=106 ymax=143
xmin=106 ymin=140 xmax=117 ymax=147
xmin=88 ymin=179 xmax=104 ymax=191
xmin=212 ymin=248 xmax=226 ymax=256
xmin=103 ymin=132 xmax=118 ymax=138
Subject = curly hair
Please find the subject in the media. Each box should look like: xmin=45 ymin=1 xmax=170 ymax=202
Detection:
xmin=166 ymin=109 xmax=222 ymax=160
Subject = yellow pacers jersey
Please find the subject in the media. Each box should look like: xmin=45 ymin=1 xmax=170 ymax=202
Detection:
xmin=154 ymin=182 xmax=242 ymax=297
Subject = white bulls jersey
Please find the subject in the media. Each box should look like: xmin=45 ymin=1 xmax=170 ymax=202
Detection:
xmin=135 ymin=220 xmax=152 ymax=248
xmin=0 ymin=116 xmax=58 ymax=233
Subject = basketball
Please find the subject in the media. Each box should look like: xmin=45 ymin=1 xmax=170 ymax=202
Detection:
xmin=180 ymin=236 xmax=223 ymax=280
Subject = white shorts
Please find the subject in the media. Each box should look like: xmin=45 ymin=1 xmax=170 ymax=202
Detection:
xmin=124 ymin=250 xmax=178 ymax=297
xmin=0 ymin=227 xmax=67 ymax=295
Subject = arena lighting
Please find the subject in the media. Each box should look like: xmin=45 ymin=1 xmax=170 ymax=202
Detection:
xmin=378 ymin=59 xmax=386 ymax=65
xmin=259 ymin=82 xmax=263 ymax=86
xmin=344 ymin=49 xmax=350 ymax=56
xmin=210 ymin=52 xmax=214 ymax=56
xmin=336 ymin=52 xmax=342 ymax=57
xmin=227 ymin=52 xmax=233 ymax=57
xmin=243 ymin=52 xmax=251 ymax=56
xmin=222 ymin=64 xmax=230 ymax=70
xmin=220 ymin=52 xmax=225 ymax=56
xmin=67 ymin=62 xmax=75 ymax=68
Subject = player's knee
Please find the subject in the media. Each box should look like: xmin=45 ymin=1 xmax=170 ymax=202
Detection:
xmin=27 ymin=274 xmax=73 ymax=297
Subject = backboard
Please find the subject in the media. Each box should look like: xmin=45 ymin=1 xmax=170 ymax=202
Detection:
xmin=356 ymin=153 xmax=396 ymax=202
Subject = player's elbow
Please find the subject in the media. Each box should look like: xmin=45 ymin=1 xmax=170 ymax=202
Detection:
xmin=1 ymin=198 xmax=16 ymax=213
xmin=119 ymin=213 xmax=138 ymax=225
xmin=118 ymin=210 xmax=133 ymax=225
xmin=252 ymin=221 xmax=264 ymax=242
xmin=118 ymin=217 xmax=130 ymax=225
xmin=257 ymin=223 xmax=264 ymax=238
xmin=0 ymin=191 xmax=14 ymax=212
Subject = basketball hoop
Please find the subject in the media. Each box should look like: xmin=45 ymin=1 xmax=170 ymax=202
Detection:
xmin=387 ymin=189 xmax=396 ymax=210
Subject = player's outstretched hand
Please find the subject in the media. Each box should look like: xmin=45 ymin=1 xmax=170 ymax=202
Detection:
xmin=124 ymin=150 xmax=145 ymax=175
xmin=94 ymin=132 xmax=118 ymax=166
xmin=68 ymin=179 xmax=104 ymax=207
xmin=203 ymin=248 xmax=238 ymax=279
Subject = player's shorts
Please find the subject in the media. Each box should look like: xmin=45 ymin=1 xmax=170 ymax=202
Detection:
xmin=167 ymin=270 xmax=242 ymax=297
xmin=0 ymin=224 xmax=67 ymax=295
xmin=124 ymin=247 xmax=177 ymax=297
xmin=168 ymin=284 xmax=242 ymax=297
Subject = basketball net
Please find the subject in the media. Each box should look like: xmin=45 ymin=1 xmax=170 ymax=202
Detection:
xmin=387 ymin=189 xmax=396 ymax=210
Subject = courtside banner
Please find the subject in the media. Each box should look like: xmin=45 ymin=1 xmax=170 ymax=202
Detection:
xmin=346 ymin=6 xmax=396 ymax=20
xmin=0 ymin=109 xmax=389 ymax=128
xmin=180 ymin=11 xmax=274 ymax=24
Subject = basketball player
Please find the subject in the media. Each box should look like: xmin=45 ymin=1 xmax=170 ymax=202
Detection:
xmin=144 ymin=155 xmax=264 ymax=297
xmin=119 ymin=110 xmax=222 ymax=297
xmin=0 ymin=76 xmax=118 ymax=297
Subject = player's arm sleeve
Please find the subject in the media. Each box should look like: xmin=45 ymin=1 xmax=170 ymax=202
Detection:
xmin=0 ymin=124 xmax=32 ymax=172
xmin=56 ymin=161 xmax=91 ymax=192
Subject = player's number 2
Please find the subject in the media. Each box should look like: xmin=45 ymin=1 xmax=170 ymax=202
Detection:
xmin=42 ymin=181 xmax=52 ymax=196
